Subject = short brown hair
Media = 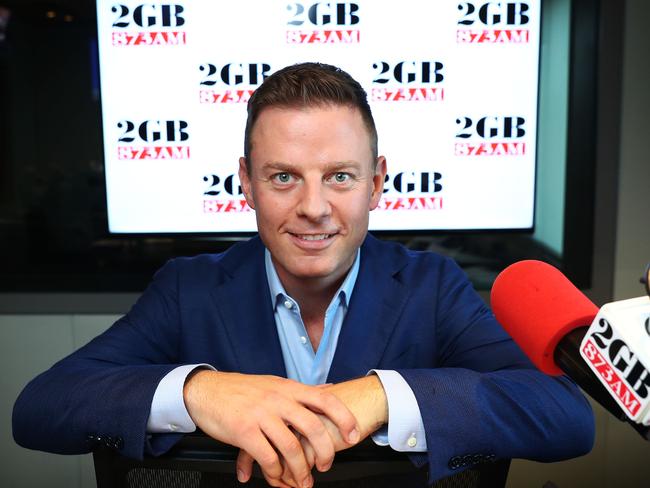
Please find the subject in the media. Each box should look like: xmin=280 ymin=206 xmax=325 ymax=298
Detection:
xmin=243 ymin=62 xmax=378 ymax=170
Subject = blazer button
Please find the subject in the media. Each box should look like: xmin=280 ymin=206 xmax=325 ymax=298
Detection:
xmin=114 ymin=437 xmax=124 ymax=450
xmin=86 ymin=435 xmax=99 ymax=447
xmin=448 ymin=456 xmax=461 ymax=470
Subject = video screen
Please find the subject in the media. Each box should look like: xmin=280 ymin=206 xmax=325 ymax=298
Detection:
xmin=96 ymin=0 xmax=540 ymax=233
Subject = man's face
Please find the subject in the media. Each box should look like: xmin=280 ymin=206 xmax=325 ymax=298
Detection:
xmin=239 ymin=104 xmax=386 ymax=292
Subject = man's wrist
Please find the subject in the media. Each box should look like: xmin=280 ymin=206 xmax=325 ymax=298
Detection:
xmin=365 ymin=375 xmax=389 ymax=430
xmin=182 ymin=369 xmax=217 ymax=421
xmin=327 ymin=375 xmax=388 ymax=436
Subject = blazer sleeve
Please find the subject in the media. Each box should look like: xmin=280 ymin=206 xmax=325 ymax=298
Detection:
xmin=396 ymin=257 xmax=595 ymax=482
xmin=12 ymin=260 xmax=188 ymax=460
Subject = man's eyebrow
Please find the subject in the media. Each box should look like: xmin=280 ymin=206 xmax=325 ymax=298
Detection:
xmin=323 ymin=161 xmax=362 ymax=171
xmin=260 ymin=161 xmax=362 ymax=172
xmin=260 ymin=161 xmax=297 ymax=172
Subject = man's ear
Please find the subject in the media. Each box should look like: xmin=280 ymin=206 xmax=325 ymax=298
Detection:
xmin=238 ymin=157 xmax=255 ymax=210
xmin=369 ymin=156 xmax=387 ymax=210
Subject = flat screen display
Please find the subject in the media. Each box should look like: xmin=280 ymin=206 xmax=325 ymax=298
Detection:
xmin=96 ymin=0 xmax=540 ymax=233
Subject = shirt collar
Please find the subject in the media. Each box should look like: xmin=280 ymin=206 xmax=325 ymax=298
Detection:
xmin=265 ymin=248 xmax=361 ymax=309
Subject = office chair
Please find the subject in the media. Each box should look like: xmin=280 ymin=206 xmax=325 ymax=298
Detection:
xmin=93 ymin=431 xmax=509 ymax=488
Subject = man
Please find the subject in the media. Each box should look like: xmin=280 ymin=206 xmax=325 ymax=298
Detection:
xmin=13 ymin=63 xmax=594 ymax=487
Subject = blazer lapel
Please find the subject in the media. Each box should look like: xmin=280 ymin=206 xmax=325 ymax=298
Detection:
xmin=327 ymin=235 xmax=410 ymax=382
xmin=209 ymin=237 xmax=287 ymax=377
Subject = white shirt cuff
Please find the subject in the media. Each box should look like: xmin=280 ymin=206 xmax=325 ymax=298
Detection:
xmin=146 ymin=364 xmax=215 ymax=433
xmin=368 ymin=369 xmax=427 ymax=452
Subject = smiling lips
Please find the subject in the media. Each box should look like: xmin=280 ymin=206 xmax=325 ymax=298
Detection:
xmin=293 ymin=233 xmax=335 ymax=241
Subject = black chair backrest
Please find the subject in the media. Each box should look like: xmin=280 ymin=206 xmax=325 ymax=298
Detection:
xmin=93 ymin=432 xmax=509 ymax=488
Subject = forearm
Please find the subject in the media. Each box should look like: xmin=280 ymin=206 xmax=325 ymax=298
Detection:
xmin=326 ymin=375 xmax=388 ymax=441
xmin=397 ymin=366 xmax=594 ymax=480
xmin=297 ymin=375 xmax=388 ymax=456
xmin=13 ymin=361 xmax=176 ymax=459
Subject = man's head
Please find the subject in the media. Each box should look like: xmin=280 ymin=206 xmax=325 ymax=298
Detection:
xmin=238 ymin=62 xmax=386 ymax=295
xmin=243 ymin=62 xmax=378 ymax=170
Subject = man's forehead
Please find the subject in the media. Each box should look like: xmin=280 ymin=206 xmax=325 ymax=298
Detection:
xmin=246 ymin=103 xmax=376 ymax=171
xmin=249 ymin=104 xmax=370 ymax=145
xmin=253 ymin=103 xmax=363 ymax=123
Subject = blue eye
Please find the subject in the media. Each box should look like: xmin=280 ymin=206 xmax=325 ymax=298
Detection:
xmin=273 ymin=172 xmax=292 ymax=183
xmin=333 ymin=172 xmax=349 ymax=183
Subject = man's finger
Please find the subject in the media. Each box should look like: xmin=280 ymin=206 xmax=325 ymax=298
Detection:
xmin=240 ymin=432 xmax=284 ymax=481
xmin=298 ymin=388 xmax=360 ymax=444
xmin=263 ymin=470 xmax=295 ymax=488
xmin=239 ymin=448 xmax=298 ymax=488
xmin=261 ymin=416 xmax=313 ymax=488
xmin=282 ymin=406 xmax=333 ymax=472
xmin=236 ymin=449 xmax=254 ymax=483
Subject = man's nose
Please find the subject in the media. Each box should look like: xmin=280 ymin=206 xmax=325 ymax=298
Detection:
xmin=296 ymin=180 xmax=331 ymax=221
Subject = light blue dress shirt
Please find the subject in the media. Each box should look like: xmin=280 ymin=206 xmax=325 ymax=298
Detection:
xmin=267 ymin=249 xmax=357 ymax=386
xmin=147 ymin=247 xmax=427 ymax=452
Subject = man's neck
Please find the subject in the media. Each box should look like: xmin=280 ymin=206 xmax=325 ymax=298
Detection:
xmin=281 ymin=274 xmax=342 ymax=323
xmin=266 ymin=248 xmax=360 ymax=351
xmin=281 ymin=276 xmax=341 ymax=352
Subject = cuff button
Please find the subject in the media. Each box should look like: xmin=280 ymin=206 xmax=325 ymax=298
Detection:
xmin=406 ymin=434 xmax=417 ymax=448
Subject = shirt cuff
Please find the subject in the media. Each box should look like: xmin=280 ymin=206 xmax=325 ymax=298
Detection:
xmin=368 ymin=369 xmax=427 ymax=452
xmin=146 ymin=364 xmax=215 ymax=433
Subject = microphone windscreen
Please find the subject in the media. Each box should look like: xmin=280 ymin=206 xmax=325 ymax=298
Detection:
xmin=491 ymin=260 xmax=598 ymax=375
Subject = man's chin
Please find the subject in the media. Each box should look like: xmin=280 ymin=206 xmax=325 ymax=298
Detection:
xmin=283 ymin=259 xmax=341 ymax=281
xmin=290 ymin=266 xmax=336 ymax=280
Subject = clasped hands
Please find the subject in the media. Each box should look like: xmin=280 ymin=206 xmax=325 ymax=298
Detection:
xmin=183 ymin=370 xmax=388 ymax=488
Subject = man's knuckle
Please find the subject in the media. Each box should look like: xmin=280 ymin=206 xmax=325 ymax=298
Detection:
xmin=305 ymin=417 xmax=326 ymax=437
xmin=284 ymin=437 xmax=302 ymax=456
xmin=319 ymin=391 xmax=342 ymax=411
xmin=318 ymin=389 xmax=335 ymax=403
xmin=262 ymin=473 xmax=279 ymax=487
xmin=259 ymin=451 xmax=280 ymax=471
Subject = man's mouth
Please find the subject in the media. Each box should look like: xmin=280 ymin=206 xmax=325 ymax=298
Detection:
xmin=291 ymin=233 xmax=335 ymax=241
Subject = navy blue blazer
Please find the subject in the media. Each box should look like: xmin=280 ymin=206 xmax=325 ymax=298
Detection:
xmin=13 ymin=235 xmax=594 ymax=482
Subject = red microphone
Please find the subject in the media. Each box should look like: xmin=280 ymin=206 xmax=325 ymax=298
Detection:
xmin=491 ymin=259 xmax=598 ymax=375
xmin=491 ymin=260 xmax=650 ymax=440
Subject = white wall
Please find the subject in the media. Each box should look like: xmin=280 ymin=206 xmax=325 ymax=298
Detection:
xmin=0 ymin=315 xmax=117 ymax=488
